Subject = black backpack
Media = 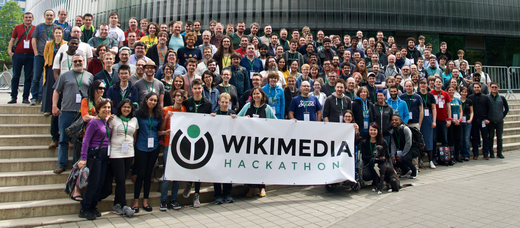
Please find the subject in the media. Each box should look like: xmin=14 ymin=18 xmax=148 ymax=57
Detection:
xmin=408 ymin=126 xmax=425 ymax=151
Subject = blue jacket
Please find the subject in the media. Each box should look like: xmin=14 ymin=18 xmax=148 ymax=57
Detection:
xmin=262 ymin=84 xmax=285 ymax=119
xmin=386 ymin=96 xmax=410 ymax=124
xmin=295 ymin=75 xmax=314 ymax=92
xmin=106 ymin=81 xmax=139 ymax=114
xmin=54 ymin=20 xmax=72 ymax=41
xmin=202 ymin=85 xmax=221 ymax=113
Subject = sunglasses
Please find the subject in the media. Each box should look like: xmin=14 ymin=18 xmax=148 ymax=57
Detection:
xmin=98 ymin=87 xmax=106 ymax=90
xmin=73 ymin=60 xmax=83 ymax=63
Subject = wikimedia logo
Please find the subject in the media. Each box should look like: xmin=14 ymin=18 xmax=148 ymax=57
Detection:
xmin=171 ymin=125 xmax=214 ymax=169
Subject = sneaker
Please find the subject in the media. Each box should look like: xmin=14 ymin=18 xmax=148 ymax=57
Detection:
xmin=113 ymin=204 xmax=124 ymax=215
xmin=22 ymin=99 xmax=30 ymax=104
xmin=224 ymin=195 xmax=234 ymax=203
xmin=78 ymin=210 xmax=96 ymax=220
xmin=215 ymin=197 xmax=223 ymax=205
xmin=399 ymin=170 xmax=412 ymax=178
xmin=7 ymin=99 xmax=16 ymax=104
xmin=182 ymin=182 xmax=192 ymax=198
xmin=193 ymin=193 xmax=201 ymax=208
xmin=429 ymin=161 xmax=436 ymax=169
xmin=497 ymin=153 xmax=505 ymax=159
xmin=36 ymin=99 xmax=42 ymax=105
xmin=92 ymin=208 xmax=101 ymax=217
xmin=122 ymin=205 xmax=134 ymax=217
xmin=53 ymin=166 xmax=65 ymax=174
xmin=43 ymin=112 xmax=51 ymax=116
xmin=170 ymin=201 xmax=181 ymax=210
xmin=159 ymin=201 xmax=168 ymax=211
xmin=30 ymin=99 xmax=36 ymax=106
xmin=410 ymin=176 xmax=417 ymax=179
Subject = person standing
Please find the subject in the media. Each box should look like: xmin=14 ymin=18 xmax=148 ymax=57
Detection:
xmin=8 ymin=12 xmax=35 ymax=104
xmin=52 ymin=54 xmax=93 ymax=174
xmin=323 ymin=79 xmax=351 ymax=122
xmin=487 ymin=83 xmax=508 ymax=159
xmin=417 ymin=79 xmax=437 ymax=168
xmin=94 ymin=52 xmax=119 ymax=97
xmin=370 ymin=89 xmax=393 ymax=145
xmin=447 ymin=86 xmax=463 ymax=162
xmin=262 ymin=72 xmax=285 ymax=119
xmin=386 ymin=86 xmax=410 ymax=124
xmin=430 ymin=77 xmax=451 ymax=163
xmin=468 ymin=82 xmax=492 ymax=160
xmin=400 ymin=80 xmax=423 ymax=128
xmin=53 ymin=9 xmax=72 ymax=41
xmin=31 ymin=9 xmax=56 ymax=105
xmin=134 ymin=60 xmax=165 ymax=107
xmin=288 ymin=81 xmax=322 ymax=121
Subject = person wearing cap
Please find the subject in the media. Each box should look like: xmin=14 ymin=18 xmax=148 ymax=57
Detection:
xmin=470 ymin=73 xmax=489 ymax=95
xmin=365 ymin=72 xmax=378 ymax=104
xmin=134 ymin=60 xmax=165 ymax=107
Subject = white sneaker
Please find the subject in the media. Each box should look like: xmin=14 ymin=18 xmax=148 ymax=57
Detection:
xmin=429 ymin=161 xmax=436 ymax=169
xmin=193 ymin=193 xmax=201 ymax=208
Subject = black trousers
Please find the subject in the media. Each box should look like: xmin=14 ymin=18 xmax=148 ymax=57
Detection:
xmin=110 ymin=157 xmax=133 ymax=206
xmin=397 ymin=150 xmax=416 ymax=176
xmin=81 ymin=147 xmax=108 ymax=211
xmin=448 ymin=124 xmax=462 ymax=158
xmin=134 ymin=148 xmax=159 ymax=199
xmin=214 ymin=183 xmax=232 ymax=197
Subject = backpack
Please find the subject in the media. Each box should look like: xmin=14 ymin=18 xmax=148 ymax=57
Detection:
xmin=408 ymin=126 xmax=425 ymax=151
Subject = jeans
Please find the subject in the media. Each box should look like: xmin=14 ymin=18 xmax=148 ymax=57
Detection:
xmin=461 ymin=123 xmax=472 ymax=159
xmin=11 ymin=53 xmax=34 ymax=100
xmin=30 ymin=55 xmax=45 ymax=100
xmin=488 ymin=121 xmax=504 ymax=154
xmin=433 ymin=120 xmax=448 ymax=160
xmin=160 ymin=146 xmax=180 ymax=202
xmin=471 ymin=120 xmax=489 ymax=157
xmin=110 ymin=157 xmax=133 ymax=206
xmin=57 ymin=111 xmax=77 ymax=168
xmin=134 ymin=148 xmax=159 ymax=199
xmin=81 ymin=147 xmax=109 ymax=211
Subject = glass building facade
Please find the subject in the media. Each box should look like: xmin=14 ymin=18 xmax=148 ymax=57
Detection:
xmin=26 ymin=0 xmax=520 ymax=66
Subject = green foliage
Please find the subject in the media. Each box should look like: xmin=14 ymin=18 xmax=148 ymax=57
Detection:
xmin=0 ymin=1 xmax=24 ymax=62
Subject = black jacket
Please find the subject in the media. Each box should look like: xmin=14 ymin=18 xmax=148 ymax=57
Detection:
xmin=468 ymin=92 xmax=491 ymax=120
xmin=352 ymin=98 xmax=372 ymax=132
xmin=145 ymin=44 xmax=172 ymax=66
xmin=369 ymin=102 xmax=394 ymax=136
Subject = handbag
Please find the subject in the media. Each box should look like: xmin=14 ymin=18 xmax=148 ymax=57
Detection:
xmin=65 ymin=112 xmax=86 ymax=138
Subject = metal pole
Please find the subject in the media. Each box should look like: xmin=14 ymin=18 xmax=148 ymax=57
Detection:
xmin=506 ymin=67 xmax=516 ymax=99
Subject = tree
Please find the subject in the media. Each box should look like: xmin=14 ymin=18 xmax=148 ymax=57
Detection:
xmin=0 ymin=1 xmax=23 ymax=63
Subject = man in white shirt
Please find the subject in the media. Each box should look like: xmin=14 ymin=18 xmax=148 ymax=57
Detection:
xmin=95 ymin=12 xmax=124 ymax=47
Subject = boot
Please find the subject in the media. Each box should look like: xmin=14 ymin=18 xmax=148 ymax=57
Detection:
xmin=497 ymin=152 xmax=505 ymax=159
xmin=454 ymin=147 xmax=463 ymax=163
xmin=489 ymin=151 xmax=495 ymax=158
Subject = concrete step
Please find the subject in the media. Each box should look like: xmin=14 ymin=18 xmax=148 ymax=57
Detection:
xmin=503 ymin=114 xmax=520 ymax=122
xmin=0 ymin=114 xmax=50 ymax=124
xmin=502 ymin=127 xmax=520 ymax=136
xmin=506 ymin=109 xmax=520 ymax=115
xmin=497 ymin=135 xmax=519 ymax=145
xmin=0 ymin=105 xmax=43 ymax=114
xmin=0 ymin=185 xmax=252 ymax=220
xmin=0 ymin=134 xmax=51 ymax=146
xmin=0 ymin=146 xmax=65 ymax=159
xmin=502 ymin=121 xmax=520 ymax=128
xmin=0 ymin=124 xmax=50 ymax=135
xmin=500 ymin=142 xmax=520 ymax=151
xmin=0 ymin=157 xmax=72 ymax=172
xmin=0 ymin=170 xmax=70 ymax=187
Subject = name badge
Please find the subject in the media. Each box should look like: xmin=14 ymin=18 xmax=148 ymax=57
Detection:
xmin=424 ymin=109 xmax=430 ymax=117
xmin=121 ymin=143 xmax=129 ymax=154
xmin=303 ymin=112 xmax=310 ymax=121
xmin=453 ymin=114 xmax=458 ymax=120
xmin=147 ymin=137 xmax=154 ymax=148
xmin=76 ymin=93 xmax=82 ymax=103
xmin=339 ymin=115 xmax=343 ymax=123
xmin=397 ymin=150 xmax=403 ymax=157
xmin=482 ymin=121 xmax=486 ymax=128
xmin=23 ymin=40 xmax=30 ymax=49
xmin=364 ymin=121 xmax=369 ymax=129
xmin=252 ymin=114 xmax=259 ymax=118
xmin=250 ymin=72 xmax=254 ymax=79
xmin=271 ymin=106 xmax=276 ymax=115
xmin=409 ymin=112 xmax=413 ymax=119
xmin=462 ymin=116 xmax=467 ymax=123
xmin=107 ymin=145 xmax=111 ymax=157
xmin=439 ymin=103 xmax=444 ymax=109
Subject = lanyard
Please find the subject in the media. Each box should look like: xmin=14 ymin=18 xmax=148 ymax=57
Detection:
xmin=97 ymin=114 xmax=110 ymax=139
xmin=369 ymin=142 xmax=375 ymax=156
xmin=148 ymin=116 xmax=154 ymax=135
xmin=158 ymin=46 xmax=166 ymax=64
xmin=46 ymin=25 xmax=53 ymax=38
xmin=223 ymin=85 xmax=230 ymax=95
xmin=145 ymin=79 xmax=155 ymax=93
xmin=406 ymin=94 xmax=413 ymax=109
xmin=223 ymin=55 xmax=229 ymax=67
xmin=146 ymin=36 xmax=157 ymax=47
xmin=193 ymin=98 xmax=202 ymax=113
xmin=219 ymin=110 xmax=228 ymax=115
xmin=422 ymin=92 xmax=428 ymax=106
xmin=492 ymin=94 xmax=499 ymax=103
xmin=103 ymin=70 xmax=114 ymax=87
xmin=24 ymin=25 xmax=33 ymax=40
xmin=254 ymin=104 xmax=261 ymax=114
xmin=270 ymin=87 xmax=276 ymax=100
xmin=121 ymin=119 xmax=129 ymax=138
xmin=461 ymin=100 xmax=466 ymax=113
xmin=99 ymin=37 xmax=107 ymax=45
xmin=84 ymin=28 xmax=92 ymax=40
xmin=248 ymin=58 xmax=255 ymax=70
xmin=302 ymin=97 xmax=309 ymax=111
xmin=336 ymin=97 xmax=343 ymax=112
xmin=435 ymin=90 xmax=442 ymax=105
xmin=75 ymin=71 xmax=85 ymax=89
xmin=118 ymin=86 xmax=128 ymax=101
xmin=388 ymin=67 xmax=395 ymax=76
xmin=328 ymin=83 xmax=335 ymax=93
xmin=187 ymin=75 xmax=193 ymax=91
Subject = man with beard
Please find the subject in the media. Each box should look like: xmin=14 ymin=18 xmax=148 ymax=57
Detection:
xmin=258 ymin=44 xmax=268 ymax=67
xmin=235 ymin=36 xmax=250 ymax=58
xmin=302 ymin=43 xmax=319 ymax=65
xmin=405 ymin=37 xmax=422 ymax=65
xmin=321 ymin=71 xmax=338 ymax=97
xmin=88 ymin=23 xmax=118 ymax=56
xmin=52 ymin=54 xmax=93 ymax=174
xmin=372 ymin=64 xmax=386 ymax=89
xmin=386 ymin=86 xmax=409 ymax=124
xmin=267 ymin=33 xmax=279 ymax=57
xmin=344 ymin=77 xmax=357 ymax=100
xmin=230 ymin=21 xmax=246 ymax=49
xmin=330 ymin=56 xmax=341 ymax=76
xmin=323 ymin=79 xmax=352 ymax=122
xmin=384 ymin=55 xmax=400 ymax=77
xmin=282 ymin=38 xmax=305 ymax=70
xmin=260 ymin=56 xmax=286 ymax=87
xmin=210 ymin=23 xmax=224 ymax=47
xmin=248 ymin=22 xmax=262 ymax=45
xmin=470 ymin=73 xmax=489 ymax=95
xmin=346 ymin=37 xmax=365 ymax=59
xmin=124 ymin=17 xmax=145 ymax=46
xmin=259 ymin=24 xmax=273 ymax=45
xmin=318 ymin=38 xmax=337 ymax=65
xmin=279 ymin=29 xmax=290 ymax=52
xmin=240 ymin=43 xmax=263 ymax=88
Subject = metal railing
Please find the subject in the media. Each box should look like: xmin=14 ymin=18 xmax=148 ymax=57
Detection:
xmin=468 ymin=65 xmax=516 ymax=99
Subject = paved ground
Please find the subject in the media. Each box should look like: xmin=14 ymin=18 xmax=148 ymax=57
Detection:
xmin=34 ymin=151 xmax=520 ymax=228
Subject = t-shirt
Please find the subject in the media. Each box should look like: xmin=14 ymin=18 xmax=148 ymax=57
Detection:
xmin=288 ymin=95 xmax=322 ymax=121
xmin=109 ymin=116 xmax=138 ymax=158
xmin=31 ymin=23 xmax=55 ymax=56
xmin=57 ymin=42 xmax=93 ymax=60
xmin=430 ymin=90 xmax=451 ymax=121
xmin=134 ymin=78 xmax=165 ymax=102
xmin=53 ymin=70 xmax=93 ymax=112
xmin=128 ymin=54 xmax=151 ymax=65
xmin=399 ymin=93 xmax=423 ymax=124
xmin=450 ymin=97 xmax=462 ymax=120
xmin=177 ymin=47 xmax=202 ymax=67
xmin=461 ymin=98 xmax=473 ymax=121
xmin=168 ymin=35 xmax=184 ymax=51
xmin=162 ymin=106 xmax=186 ymax=146
xmin=11 ymin=24 xmax=35 ymax=54
xmin=418 ymin=91 xmax=436 ymax=115
xmin=197 ymin=44 xmax=218 ymax=61
xmin=88 ymin=37 xmax=118 ymax=49
xmin=52 ymin=50 xmax=87 ymax=72
xmin=95 ymin=26 xmax=125 ymax=43
xmin=135 ymin=115 xmax=162 ymax=152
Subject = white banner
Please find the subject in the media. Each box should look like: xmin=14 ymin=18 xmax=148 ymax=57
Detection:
xmin=164 ymin=113 xmax=356 ymax=185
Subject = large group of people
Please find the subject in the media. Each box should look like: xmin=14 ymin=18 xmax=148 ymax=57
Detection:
xmin=7 ymin=9 xmax=510 ymax=221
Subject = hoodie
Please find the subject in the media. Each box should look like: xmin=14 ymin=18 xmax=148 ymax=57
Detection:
xmin=352 ymin=97 xmax=371 ymax=133
xmin=386 ymin=96 xmax=410 ymax=124
xmin=262 ymin=84 xmax=285 ymax=119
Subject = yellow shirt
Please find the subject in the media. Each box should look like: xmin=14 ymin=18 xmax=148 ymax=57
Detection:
xmin=140 ymin=36 xmax=158 ymax=53
xmin=222 ymin=56 xmax=231 ymax=68
xmin=282 ymin=70 xmax=290 ymax=82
